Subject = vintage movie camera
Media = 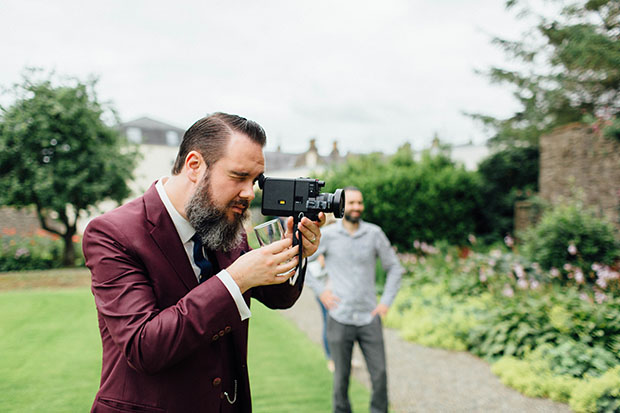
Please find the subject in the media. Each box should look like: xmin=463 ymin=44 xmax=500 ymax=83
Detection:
xmin=258 ymin=175 xmax=345 ymax=222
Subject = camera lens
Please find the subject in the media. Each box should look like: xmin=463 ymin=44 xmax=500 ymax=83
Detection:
xmin=331 ymin=189 xmax=345 ymax=218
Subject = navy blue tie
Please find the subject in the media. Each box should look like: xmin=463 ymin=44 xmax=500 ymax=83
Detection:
xmin=192 ymin=233 xmax=213 ymax=283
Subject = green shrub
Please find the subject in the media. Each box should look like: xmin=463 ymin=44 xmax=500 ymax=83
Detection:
xmin=467 ymin=294 xmax=560 ymax=360
xmin=386 ymin=282 xmax=487 ymax=351
xmin=494 ymin=357 xmax=620 ymax=410
xmin=570 ymin=366 xmax=620 ymax=413
xmin=522 ymin=201 xmax=619 ymax=281
xmin=534 ymin=341 xmax=618 ymax=379
xmin=322 ymin=149 xmax=483 ymax=250
xmin=391 ymin=242 xmax=620 ymax=410
xmin=0 ymin=232 xmax=82 ymax=271
xmin=476 ymin=145 xmax=539 ymax=242
xmin=492 ymin=355 xmax=579 ymax=402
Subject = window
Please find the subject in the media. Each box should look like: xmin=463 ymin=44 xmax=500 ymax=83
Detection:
xmin=166 ymin=131 xmax=179 ymax=146
xmin=126 ymin=127 xmax=142 ymax=144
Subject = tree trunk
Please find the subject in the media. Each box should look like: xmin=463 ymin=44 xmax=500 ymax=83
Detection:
xmin=62 ymin=231 xmax=76 ymax=267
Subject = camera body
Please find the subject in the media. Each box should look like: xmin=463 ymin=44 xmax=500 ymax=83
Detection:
xmin=258 ymin=175 xmax=345 ymax=221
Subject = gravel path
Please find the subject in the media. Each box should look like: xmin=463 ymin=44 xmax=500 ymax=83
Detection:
xmin=280 ymin=288 xmax=572 ymax=413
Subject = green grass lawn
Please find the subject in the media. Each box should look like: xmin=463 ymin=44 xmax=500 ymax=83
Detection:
xmin=0 ymin=273 xmax=369 ymax=412
xmin=0 ymin=288 xmax=101 ymax=412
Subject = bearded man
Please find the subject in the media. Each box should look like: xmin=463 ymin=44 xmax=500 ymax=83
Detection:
xmin=83 ymin=112 xmax=323 ymax=413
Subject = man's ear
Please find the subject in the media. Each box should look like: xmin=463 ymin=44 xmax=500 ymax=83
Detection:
xmin=184 ymin=150 xmax=205 ymax=184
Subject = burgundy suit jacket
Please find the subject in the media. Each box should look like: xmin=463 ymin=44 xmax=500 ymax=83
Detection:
xmin=83 ymin=184 xmax=302 ymax=412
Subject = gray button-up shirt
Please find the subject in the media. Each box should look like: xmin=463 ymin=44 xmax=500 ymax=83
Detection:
xmin=307 ymin=220 xmax=404 ymax=326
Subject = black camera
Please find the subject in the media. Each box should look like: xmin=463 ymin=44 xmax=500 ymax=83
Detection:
xmin=258 ymin=175 xmax=345 ymax=221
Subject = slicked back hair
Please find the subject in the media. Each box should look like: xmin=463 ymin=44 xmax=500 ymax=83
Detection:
xmin=171 ymin=112 xmax=267 ymax=175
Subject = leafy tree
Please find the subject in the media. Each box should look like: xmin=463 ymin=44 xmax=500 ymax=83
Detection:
xmin=0 ymin=69 xmax=138 ymax=266
xmin=471 ymin=0 xmax=620 ymax=147
xmin=476 ymin=145 xmax=540 ymax=241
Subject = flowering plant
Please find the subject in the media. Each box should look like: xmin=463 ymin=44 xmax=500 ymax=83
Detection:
xmin=0 ymin=229 xmax=84 ymax=271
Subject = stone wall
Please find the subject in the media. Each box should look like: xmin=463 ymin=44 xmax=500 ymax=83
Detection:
xmin=0 ymin=206 xmax=42 ymax=235
xmin=539 ymin=122 xmax=620 ymax=230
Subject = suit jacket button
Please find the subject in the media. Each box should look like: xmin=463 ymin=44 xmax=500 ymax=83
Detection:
xmin=212 ymin=377 xmax=222 ymax=386
xmin=212 ymin=334 xmax=219 ymax=341
xmin=224 ymin=326 xmax=232 ymax=333
xmin=219 ymin=330 xmax=225 ymax=337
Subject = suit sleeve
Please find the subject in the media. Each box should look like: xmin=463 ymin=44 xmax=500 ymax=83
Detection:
xmin=84 ymin=216 xmax=244 ymax=375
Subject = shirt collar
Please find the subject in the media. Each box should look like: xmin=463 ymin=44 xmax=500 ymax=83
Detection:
xmin=336 ymin=218 xmax=368 ymax=237
xmin=155 ymin=177 xmax=196 ymax=244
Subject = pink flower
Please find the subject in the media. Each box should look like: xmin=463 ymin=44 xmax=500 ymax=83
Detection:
xmin=504 ymin=235 xmax=514 ymax=248
xmin=14 ymin=248 xmax=30 ymax=258
xmin=575 ymin=270 xmax=585 ymax=284
xmin=595 ymin=291 xmax=607 ymax=304
xmin=502 ymin=284 xmax=514 ymax=297
xmin=517 ymin=279 xmax=529 ymax=289
xmin=413 ymin=240 xmax=420 ymax=250
xmin=479 ymin=268 xmax=487 ymax=282
xmin=596 ymin=278 xmax=608 ymax=289
xmin=468 ymin=234 xmax=477 ymax=245
xmin=568 ymin=243 xmax=578 ymax=256
xmin=550 ymin=267 xmax=560 ymax=278
xmin=530 ymin=280 xmax=540 ymax=290
xmin=513 ymin=264 xmax=525 ymax=279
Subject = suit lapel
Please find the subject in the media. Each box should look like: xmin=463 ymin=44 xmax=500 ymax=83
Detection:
xmin=143 ymin=184 xmax=198 ymax=291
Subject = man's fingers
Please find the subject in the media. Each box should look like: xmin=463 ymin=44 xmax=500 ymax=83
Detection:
xmin=275 ymin=258 xmax=298 ymax=278
xmin=262 ymin=237 xmax=293 ymax=252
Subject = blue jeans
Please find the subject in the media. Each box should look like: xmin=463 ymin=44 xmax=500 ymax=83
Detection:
xmin=316 ymin=297 xmax=331 ymax=360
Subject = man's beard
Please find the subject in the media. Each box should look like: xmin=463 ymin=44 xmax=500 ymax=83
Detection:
xmin=185 ymin=174 xmax=250 ymax=252
xmin=344 ymin=213 xmax=361 ymax=224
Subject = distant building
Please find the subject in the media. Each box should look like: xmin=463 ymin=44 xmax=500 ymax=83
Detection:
xmin=423 ymin=136 xmax=489 ymax=171
xmin=264 ymin=139 xmax=345 ymax=178
xmin=118 ymin=117 xmax=184 ymax=196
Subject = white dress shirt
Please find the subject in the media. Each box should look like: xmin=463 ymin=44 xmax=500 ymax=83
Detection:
xmin=155 ymin=178 xmax=251 ymax=321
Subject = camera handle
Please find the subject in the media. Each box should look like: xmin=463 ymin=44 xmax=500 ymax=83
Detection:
xmin=291 ymin=212 xmax=307 ymax=291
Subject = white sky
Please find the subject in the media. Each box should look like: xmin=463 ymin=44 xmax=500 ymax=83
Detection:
xmin=0 ymin=0 xmax=533 ymax=155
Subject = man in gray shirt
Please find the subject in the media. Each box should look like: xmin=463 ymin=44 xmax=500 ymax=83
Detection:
xmin=307 ymin=187 xmax=404 ymax=413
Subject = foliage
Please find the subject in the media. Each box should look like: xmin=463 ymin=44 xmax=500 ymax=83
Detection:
xmin=534 ymin=341 xmax=618 ymax=378
xmin=491 ymin=356 xmax=579 ymax=402
xmin=0 ymin=230 xmax=83 ymax=271
xmin=475 ymin=145 xmax=540 ymax=241
xmin=570 ymin=366 xmax=620 ymax=413
xmin=521 ymin=199 xmax=620 ymax=280
xmin=470 ymin=0 xmax=620 ymax=148
xmin=0 ymin=68 xmax=138 ymax=266
xmin=387 ymin=241 xmax=620 ymax=410
xmin=321 ymin=147 xmax=483 ymax=250
xmin=386 ymin=281 xmax=487 ymax=351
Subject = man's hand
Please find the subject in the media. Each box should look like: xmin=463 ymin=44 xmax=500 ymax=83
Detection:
xmin=319 ymin=289 xmax=340 ymax=310
xmin=227 ymin=238 xmax=300 ymax=293
xmin=284 ymin=212 xmax=326 ymax=258
xmin=371 ymin=303 xmax=389 ymax=318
